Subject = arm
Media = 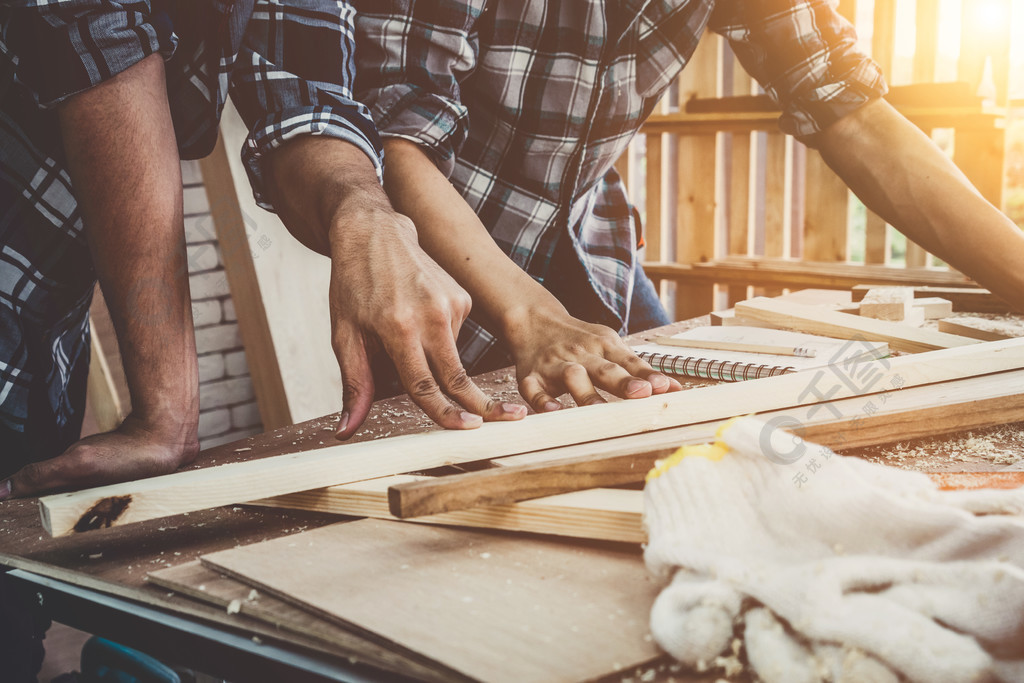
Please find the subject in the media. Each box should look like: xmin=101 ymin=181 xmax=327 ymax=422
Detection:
xmin=6 ymin=53 xmax=199 ymax=498
xmin=264 ymin=136 xmax=525 ymax=437
xmin=382 ymin=139 xmax=680 ymax=411
xmin=812 ymin=99 xmax=1024 ymax=311
xmin=230 ymin=0 xmax=522 ymax=436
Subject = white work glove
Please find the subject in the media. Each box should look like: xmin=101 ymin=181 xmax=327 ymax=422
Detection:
xmin=643 ymin=417 xmax=1024 ymax=683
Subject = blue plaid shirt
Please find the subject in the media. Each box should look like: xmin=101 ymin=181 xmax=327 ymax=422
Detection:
xmin=0 ymin=0 xmax=382 ymax=460
xmin=354 ymin=0 xmax=886 ymax=371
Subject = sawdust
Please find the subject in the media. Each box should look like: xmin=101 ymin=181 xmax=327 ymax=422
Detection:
xmin=859 ymin=423 xmax=1024 ymax=471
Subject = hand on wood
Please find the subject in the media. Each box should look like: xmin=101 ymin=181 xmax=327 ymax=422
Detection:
xmin=327 ymin=209 xmax=526 ymax=438
xmin=0 ymin=414 xmax=199 ymax=499
xmin=502 ymin=304 xmax=681 ymax=412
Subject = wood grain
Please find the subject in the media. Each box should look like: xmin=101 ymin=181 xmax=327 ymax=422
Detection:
xmin=146 ymin=561 xmax=457 ymax=682
xmin=251 ymin=477 xmax=645 ymax=544
xmin=735 ymin=297 xmax=978 ymax=353
xmin=40 ymin=337 xmax=1024 ymax=536
xmin=391 ymin=369 xmax=1024 ymax=517
xmin=851 ymin=285 xmax=1012 ymax=314
xmin=200 ymin=519 xmax=663 ymax=683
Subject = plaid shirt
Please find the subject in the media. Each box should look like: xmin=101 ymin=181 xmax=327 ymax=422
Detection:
xmin=354 ymin=0 xmax=886 ymax=371
xmin=0 ymin=0 xmax=381 ymax=453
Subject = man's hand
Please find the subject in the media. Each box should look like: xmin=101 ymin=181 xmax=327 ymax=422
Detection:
xmin=381 ymin=139 xmax=681 ymax=413
xmin=1 ymin=416 xmax=198 ymax=499
xmin=2 ymin=52 xmax=202 ymax=499
xmin=267 ymin=137 xmax=526 ymax=438
xmin=501 ymin=302 xmax=680 ymax=411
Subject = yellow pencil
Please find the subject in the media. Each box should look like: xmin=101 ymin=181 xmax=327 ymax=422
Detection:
xmin=648 ymin=336 xmax=817 ymax=358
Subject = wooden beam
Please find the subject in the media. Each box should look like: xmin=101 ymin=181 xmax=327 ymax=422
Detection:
xmin=249 ymin=477 xmax=645 ymax=544
xmin=851 ymin=285 xmax=1013 ymax=314
xmin=86 ymin=333 xmax=125 ymax=433
xmin=937 ymin=318 xmax=1015 ymax=342
xmin=388 ymin=369 xmax=1024 ymax=517
xmin=734 ymin=297 xmax=978 ymax=353
xmin=40 ymin=338 xmax=1024 ymax=536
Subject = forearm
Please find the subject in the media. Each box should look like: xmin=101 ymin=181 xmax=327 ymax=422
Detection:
xmin=58 ymin=53 xmax=198 ymax=436
xmin=381 ymin=138 xmax=564 ymax=341
xmin=814 ymin=99 xmax=1024 ymax=311
xmin=266 ymin=136 xmax=393 ymax=256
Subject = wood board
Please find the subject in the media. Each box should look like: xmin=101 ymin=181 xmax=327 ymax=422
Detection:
xmin=147 ymin=561 xmax=458 ymax=683
xmin=40 ymin=337 xmax=1024 ymax=536
xmin=250 ymin=477 xmax=645 ymax=543
xmin=200 ymin=519 xmax=663 ymax=683
xmin=734 ymin=297 xmax=978 ymax=353
xmin=850 ymin=285 xmax=1013 ymax=314
xmin=938 ymin=318 xmax=1017 ymax=342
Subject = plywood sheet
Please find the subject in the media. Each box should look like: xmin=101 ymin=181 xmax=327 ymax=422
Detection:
xmin=200 ymin=519 xmax=662 ymax=683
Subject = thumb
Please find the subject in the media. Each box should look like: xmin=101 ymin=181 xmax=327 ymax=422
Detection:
xmin=3 ymin=454 xmax=85 ymax=499
xmin=333 ymin=324 xmax=376 ymax=440
xmin=649 ymin=571 xmax=741 ymax=666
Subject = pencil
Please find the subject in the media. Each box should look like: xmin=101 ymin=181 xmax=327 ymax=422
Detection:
xmin=647 ymin=336 xmax=817 ymax=358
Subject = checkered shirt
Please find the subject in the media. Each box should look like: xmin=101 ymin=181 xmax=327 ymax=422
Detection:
xmin=354 ymin=0 xmax=887 ymax=371
xmin=0 ymin=0 xmax=382 ymax=445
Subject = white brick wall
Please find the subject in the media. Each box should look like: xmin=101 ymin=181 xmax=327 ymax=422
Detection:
xmin=183 ymin=159 xmax=263 ymax=448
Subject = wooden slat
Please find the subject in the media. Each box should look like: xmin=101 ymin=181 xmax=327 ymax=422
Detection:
xmin=937 ymin=318 xmax=1014 ymax=342
xmin=914 ymin=0 xmax=939 ymax=84
xmin=734 ymin=297 xmax=978 ymax=353
xmin=674 ymin=35 xmax=720 ymax=319
xmin=198 ymin=134 xmax=292 ymax=430
xmin=40 ymin=337 xmax=1024 ymax=536
xmin=872 ymin=0 xmax=897 ymax=78
xmin=863 ymin=212 xmax=889 ymax=264
xmin=251 ymin=477 xmax=645 ymax=544
xmin=643 ymin=133 xmax=663 ymax=261
xmin=200 ymin=520 xmax=663 ymax=683
xmin=850 ymin=285 xmax=1012 ymax=313
xmin=644 ymin=258 xmax=972 ymax=291
xmin=86 ymin=333 xmax=125 ymax=433
xmin=802 ymin=149 xmax=848 ymax=262
xmin=392 ymin=369 xmax=1024 ymax=517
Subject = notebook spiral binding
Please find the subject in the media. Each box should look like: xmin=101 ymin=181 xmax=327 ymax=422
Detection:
xmin=637 ymin=351 xmax=796 ymax=382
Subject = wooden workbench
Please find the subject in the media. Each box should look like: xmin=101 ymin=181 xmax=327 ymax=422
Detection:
xmin=2 ymin=292 xmax=1022 ymax=682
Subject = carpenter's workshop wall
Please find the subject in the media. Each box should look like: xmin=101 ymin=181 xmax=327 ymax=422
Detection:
xmin=182 ymin=159 xmax=263 ymax=448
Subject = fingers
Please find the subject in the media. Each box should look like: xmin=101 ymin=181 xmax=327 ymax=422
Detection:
xmin=604 ymin=341 xmax=683 ymax=394
xmin=388 ymin=340 xmax=484 ymax=430
xmin=5 ymin=449 xmax=97 ymax=499
xmin=519 ymin=374 xmax=563 ymax=414
xmin=427 ymin=338 xmax=526 ymax=423
xmin=332 ymin=323 xmax=377 ymax=440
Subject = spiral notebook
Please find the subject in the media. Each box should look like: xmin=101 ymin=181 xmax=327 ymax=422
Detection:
xmin=632 ymin=326 xmax=889 ymax=382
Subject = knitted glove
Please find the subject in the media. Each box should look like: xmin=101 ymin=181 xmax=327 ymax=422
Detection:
xmin=643 ymin=417 xmax=1024 ymax=683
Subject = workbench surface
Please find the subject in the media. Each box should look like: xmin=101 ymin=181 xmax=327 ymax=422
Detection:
xmin=2 ymin=293 xmax=1022 ymax=683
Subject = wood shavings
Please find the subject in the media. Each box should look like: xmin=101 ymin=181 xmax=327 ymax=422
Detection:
xmin=861 ymin=424 xmax=1024 ymax=470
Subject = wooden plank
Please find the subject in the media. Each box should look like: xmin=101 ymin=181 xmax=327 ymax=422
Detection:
xmin=643 ymin=133 xmax=663 ymax=261
xmin=41 ymin=337 xmax=1024 ymax=537
xmin=390 ymin=368 xmax=1024 ymax=517
xmin=674 ymin=34 xmax=720 ymax=319
xmin=851 ymin=285 xmax=1012 ymax=313
xmin=871 ymin=0 xmax=897 ymax=78
xmin=86 ymin=332 xmax=125 ymax=433
xmin=146 ymin=562 xmax=457 ymax=683
xmin=644 ymin=258 xmax=971 ymax=291
xmin=858 ymin=287 xmax=915 ymax=321
xmin=250 ymin=477 xmax=645 ymax=544
xmin=913 ymin=297 xmax=953 ymax=319
xmin=200 ymin=520 xmax=663 ymax=683
xmin=198 ymin=132 xmax=292 ymax=429
xmin=938 ymin=318 xmax=1016 ymax=342
xmin=734 ymin=297 xmax=979 ymax=353
xmin=494 ymin=368 xmax=1024 ymax=470
xmin=802 ymin=149 xmax=849 ymax=262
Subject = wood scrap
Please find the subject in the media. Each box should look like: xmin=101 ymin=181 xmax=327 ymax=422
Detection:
xmin=938 ymin=317 xmax=1018 ymax=342
xmin=858 ymin=287 xmax=916 ymax=321
xmin=199 ymin=519 xmax=663 ymax=683
xmin=40 ymin=337 xmax=1024 ymax=536
xmin=249 ymin=477 xmax=645 ymax=543
xmin=912 ymin=297 xmax=953 ymax=319
xmin=146 ymin=562 xmax=456 ymax=683
xmin=851 ymin=284 xmax=1013 ymax=314
xmin=389 ymin=369 xmax=1024 ymax=517
xmin=734 ymin=297 xmax=978 ymax=353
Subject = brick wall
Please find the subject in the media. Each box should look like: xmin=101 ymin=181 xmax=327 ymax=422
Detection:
xmin=181 ymin=160 xmax=263 ymax=448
